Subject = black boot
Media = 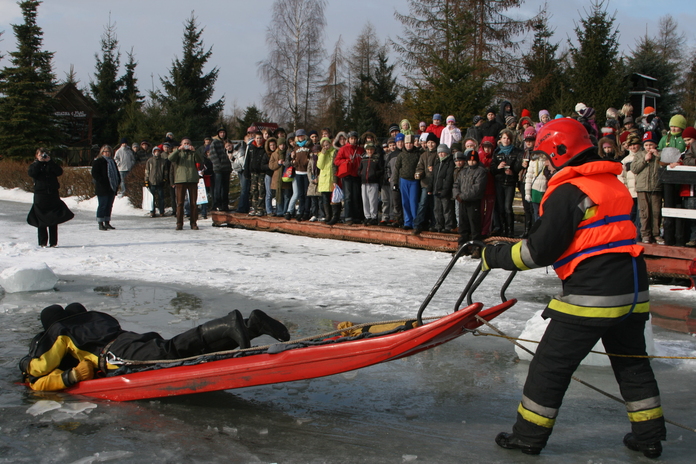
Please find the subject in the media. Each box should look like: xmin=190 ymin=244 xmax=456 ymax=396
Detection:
xmin=245 ymin=309 xmax=290 ymax=342
xmin=623 ymin=433 xmax=662 ymax=459
xmin=104 ymin=221 xmax=115 ymax=230
xmin=99 ymin=222 xmax=108 ymax=231
xmin=198 ymin=310 xmax=251 ymax=352
xmin=495 ymin=432 xmax=542 ymax=455
xmin=327 ymin=204 xmax=341 ymax=225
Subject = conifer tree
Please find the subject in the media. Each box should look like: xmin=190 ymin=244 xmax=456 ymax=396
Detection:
xmin=682 ymin=51 xmax=696 ymax=124
xmin=90 ymin=16 xmax=123 ymax=146
xmin=567 ymin=0 xmax=627 ymax=113
xmin=117 ymin=48 xmax=144 ymax=140
xmin=160 ymin=12 xmax=223 ymax=141
xmin=0 ymin=1 xmax=58 ymax=159
xmin=235 ymin=105 xmax=268 ymax=140
xmin=316 ymin=37 xmax=349 ymax=133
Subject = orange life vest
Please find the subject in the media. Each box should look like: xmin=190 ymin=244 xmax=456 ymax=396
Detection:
xmin=540 ymin=161 xmax=643 ymax=280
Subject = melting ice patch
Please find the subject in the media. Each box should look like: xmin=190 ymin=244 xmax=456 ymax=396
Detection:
xmin=27 ymin=400 xmax=97 ymax=422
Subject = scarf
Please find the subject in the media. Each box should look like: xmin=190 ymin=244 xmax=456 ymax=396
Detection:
xmin=498 ymin=144 xmax=514 ymax=157
xmin=106 ymin=156 xmax=120 ymax=193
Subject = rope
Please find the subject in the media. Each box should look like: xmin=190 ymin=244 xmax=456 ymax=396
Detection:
xmin=110 ymin=315 xmax=445 ymax=366
xmin=474 ymin=315 xmax=696 ymax=434
xmin=471 ymin=331 xmax=696 ymax=360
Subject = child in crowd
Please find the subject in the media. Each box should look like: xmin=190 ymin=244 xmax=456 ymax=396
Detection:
xmin=453 ymin=149 xmax=488 ymax=256
xmin=632 ymin=131 xmax=664 ymax=244
xmin=429 ymin=144 xmax=455 ymax=233
xmin=621 ymin=134 xmax=643 ymax=239
xmin=358 ymin=143 xmax=383 ymax=225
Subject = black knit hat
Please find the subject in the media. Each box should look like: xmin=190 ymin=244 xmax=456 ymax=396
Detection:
xmin=40 ymin=304 xmax=65 ymax=330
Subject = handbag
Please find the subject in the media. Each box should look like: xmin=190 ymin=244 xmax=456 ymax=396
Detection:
xmin=282 ymin=166 xmax=295 ymax=182
xmin=331 ymin=184 xmax=344 ymax=203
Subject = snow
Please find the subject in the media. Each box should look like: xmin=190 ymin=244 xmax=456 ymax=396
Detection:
xmin=1 ymin=186 xmax=694 ymax=367
xmin=0 ymin=261 xmax=58 ymax=293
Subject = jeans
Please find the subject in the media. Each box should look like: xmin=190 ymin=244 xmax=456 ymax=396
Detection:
xmin=288 ymin=173 xmax=309 ymax=216
xmin=399 ymin=178 xmax=420 ymax=227
xmin=342 ymin=175 xmax=363 ymax=221
xmin=149 ymin=184 xmax=165 ymax=215
xmin=118 ymin=170 xmax=129 ymax=196
xmin=265 ymin=174 xmax=274 ymax=215
xmin=414 ymin=187 xmax=433 ymax=229
xmin=214 ymin=171 xmax=231 ymax=211
xmin=236 ymin=173 xmax=251 ymax=213
xmin=96 ymin=194 xmax=115 ymax=222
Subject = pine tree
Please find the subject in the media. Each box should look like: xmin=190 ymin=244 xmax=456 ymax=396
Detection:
xmin=0 ymin=1 xmax=58 ymax=159
xmin=117 ymin=48 xmax=144 ymax=140
xmin=159 ymin=12 xmax=223 ymax=141
xmin=90 ymin=16 xmax=123 ymax=146
xmin=394 ymin=0 xmax=496 ymax=122
xmin=348 ymin=74 xmax=382 ymax=135
xmin=681 ymin=51 xmax=696 ymax=124
xmin=517 ymin=11 xmax=571 ymax=115
xmin=567 ymin=0 xmax=627 ymax=113
xmin=234 ymin=105 xmax=268 ymax=139
xmin=316 ymin=37 xmax=349 ymax=133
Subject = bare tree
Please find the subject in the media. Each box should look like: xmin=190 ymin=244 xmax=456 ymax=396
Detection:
xmin=348 ymin=23 xmax=389 ymax=90
xmin=258 ymin=0 xmax=327 ymax=130
xmin=316 ymin=36 xmax=349 ymax=132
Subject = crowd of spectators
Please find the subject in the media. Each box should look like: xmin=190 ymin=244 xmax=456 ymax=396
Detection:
xmin=113 ymin=102 xmax=696 ymax=248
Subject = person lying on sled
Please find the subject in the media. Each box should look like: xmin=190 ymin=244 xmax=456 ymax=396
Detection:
xmin=19 ymin=303 xmax=290 ymax=391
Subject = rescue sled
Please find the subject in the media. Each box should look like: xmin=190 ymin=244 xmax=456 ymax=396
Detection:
xmin=65 ymin=244 xmax=517 ymax=402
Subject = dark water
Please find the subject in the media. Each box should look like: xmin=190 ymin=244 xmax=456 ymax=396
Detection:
xmin=1 ymin=277 xmax=695 ymax=463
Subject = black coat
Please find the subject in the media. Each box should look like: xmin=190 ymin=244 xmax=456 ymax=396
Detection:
xmin=91 ymin=156 xmax=121 ymax=197
xmin=429 ymin=155 xmax=455 ymax=199
xmin=27 ymin=160 xmax=74 ymax=228
xmin=490 ymin=146 xmax=524 ymax=187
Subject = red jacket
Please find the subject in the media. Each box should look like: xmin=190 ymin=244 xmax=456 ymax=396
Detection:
xmin=425 ymin=124 xmax=444 ymax=139
xmin=334 ymin=143 xmax=364 ymax=178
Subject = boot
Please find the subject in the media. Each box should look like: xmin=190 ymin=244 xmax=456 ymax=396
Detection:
xmin=327 ymin=204 xmax=341 ymax=226
xmin=99 ymin=222 xmax=108 ymax=231
xmin=623 ymin=433 xmax=662 ymax=459
xmin=104 ymin=222 xmax=115 ymax=230
xmin=495 ymin=432 xmax=542 ymax=455
xmin=198 ymin=310 xmax=251 ymax=352
xmin=245 ymin=309 xmax=290 ymax=342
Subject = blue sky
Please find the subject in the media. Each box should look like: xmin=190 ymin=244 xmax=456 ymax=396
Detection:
xmin=0 ymin=0 xmax=694 ymax=114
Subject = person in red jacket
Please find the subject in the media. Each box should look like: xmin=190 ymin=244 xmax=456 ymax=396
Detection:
xmin=425 ymin=113 xmax=445 ymax=139
xmin=334 ymin=131 xmax=365 ymax=225
xmin=484 ymin=118 xmax=666 ymax=458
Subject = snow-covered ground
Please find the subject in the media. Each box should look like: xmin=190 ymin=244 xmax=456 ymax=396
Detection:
xmin=1 ymin=187 xmax=695 ymax=463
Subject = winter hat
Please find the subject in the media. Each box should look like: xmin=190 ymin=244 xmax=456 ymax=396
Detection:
xmin=217 ymin=127 xmax=226 ymax=134
xmin=539 ymin=109 xmax=550 ymax=120
xmin=247 ymin=125 xmax=258 ymax=133
xmin=437 ymin=144 xmax=450 ymax=154
xmin=347 ymin=131 xmax=359 ymax=139
xmin=395 ymin=133 xmax=405 ymax=142
xmin=64 ymin=303 xmax=87 ymax=317
xmin=555 ymin=114 xmax=564 ymax=119
xmin=601 ymin=126 xmax=615 ymax=136
xmin=404 ymin=134 xmax=414 ymax=144
xmin=582 ymin=107 xmax=596 ymax=119
xmin=575 ymin=102 xmax=587 ymax=114
xmin=643 ymin=106 xmax=656 ymax=116
xmin=433 ymin=113 xmax=442 ymax=121
xmin=681 ymin=126 xmax=696 ymax=139
xmin=454 ymin=151 xmax=467 ymax=161
xmin=668 ymin=114 xmax=687 ymax=130
xmin=642 ymin=131 xmax=658 ymax=145
xmin=446 ymin=115 xmax=456 ymax=123
xmin=386 ymin=137 xmax=396 ymax=144
xmin=523 ymin=127 xmax=537 ymax=140
xmin=41 ymin=304 xmax=65 ymax=330
xmin=623 ymin=116 xmax=634 ymax=125
xmin=364 ymin=143 xmax=376 ymax=151
xmin=472 ymin=115 xmax=482 ymax=124
xmin=626 ymin=134 xmax=642 ymax=146
xmin=465 ymin=149 xmax=479 ymax=162
xmin=487 ymin=107 xmax=497 ymax=116
xmin=120 ymin=137 xmax=129 ymax=144
xmin=141 ymin=140 xmax=150 ymax=145
xmin=606 ymin=107 xmax=618 ymax=119
xmin=389 ymin=124 xmax=399 ymax=133
xmin=451 ymin=142 xmax=462 ymax=152
xmin=308 ymin=130 xmax=318 ymax=137
xmin=481 ymin=138 xmax=495 ymax=147
xmin=152 ymin=146 xmax=162 ymax=154
xmin=311 ymin=144 xmax=321 ymax=153
xmin=426 ymin=132 xmax=439 ymax=144
xmin=162 ymin=142 xmax=172 ymax=148
xmin=520 ymin=108 xmax=531 ymax=118
xmin=295 ymin=129 xmax=307 ymax=137
xmin=505 ymin=116 xmax=516 ymax=126
xmin=318 ymin=137 xmax=330 ymax=146
xmin=419 ymin=121 xmax=427 ymax=128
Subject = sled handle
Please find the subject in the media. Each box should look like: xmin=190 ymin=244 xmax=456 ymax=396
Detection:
xmin=416 ymin=243 xmax=472 ymax=326
xmin=453 ymin=241 xmax=517 ymax=308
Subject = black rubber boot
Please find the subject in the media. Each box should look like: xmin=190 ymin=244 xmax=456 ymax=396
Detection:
xmin=98 ymin=222 xmax=108 ymax=231
xmin=245 ymin=309 xmax=290 ymax=342
xmin=327 ymin=204 xmax=341 ymax=226
xmin=623 ymin=433 xmax=662 ymax=459
xmin=104 ymin=222 xmax=115 ymax=230
xmin=495 ymin=432 xmax=543 ymax=455
xmin=199 ymin=310 xmax=251 ymax=351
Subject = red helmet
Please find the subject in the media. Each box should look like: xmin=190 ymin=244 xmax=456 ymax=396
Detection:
xmin=533 ymin=118 xmax=594 ymax=169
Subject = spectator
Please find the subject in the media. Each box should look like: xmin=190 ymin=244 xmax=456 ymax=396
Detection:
xmin=269 ymin=137 xmax=291 ymax=217
xmin=631 ymin=131 xmax=664 ymax=244
xmin=380 ymin=137 xmax=398 ymax=225
xmin=496 ymin=100 xmax=516 ymax=129
xmin=359 ymin=143 xmax=383 ymax=225
xmin=199 ymin=146 xmax=214 ymax=220
xmin=27 ymin=148 xmax=74 ymax=247
xmin=465 ymin=115 xmax=484 ymax=143
xmin=598 ymin=137 xmax=620 ymax=160
xmin=478 ymin=137 xmax=497 ymax=236
xmin=440 ymin=115 xmax=462 ymax=148
xmin=135 ymin=140 xmax=152 ymax=163
xmin=490 ymin=129 xmax=523 ymax=237
xmin=413 ymin=133 xmax=439 ymax=234
xmin=680 ymin=126 xmax=696 ymax=247
xmin=621 ymin=134 xmax=643 ymax=239
xmin=481 ymin=107 xmax=504 ymax=138
xmin=161 ymin=142 xmax=177 ymax=215
xmin=114 ymin=138 xmax=135 ymax=197
xmin=91 ymin=145 xmax=120 ymax=231
xmin=209 ymin=128 xmax=232 ymax=212
xmin=425 ymin=114 xmax=445 ymax=139
xmin=144 ymin=146 xmax=169 ymax=217
xmin=264 ymin=137 xmax=278 ymax=216
xmin=386 ymin=134 xmax=406 ymax=227
xmin=535 ymin=110 xmax=551 ymax=132
xmin=400 ymin=119 xmax=414 ymax=135
xmin=393 ymin=134 xmax=421 ymax=230
xmin=317 ymin=136 xmax=340 ymax=225
xmin=306 ymin=144 xmax=322 ymax=221
xmin=287 ymin=130 xmax=311 ymax=221
xmin=429 ymin=144 xmax=455 ymax=233
xmin=417 ymin=121 xmax=427 ymax=136
xmin=334 ymin=131 xmax=364 ymax=226
xmin=248 ymin=131 xmax=268 ymax=216
xmin=518 ymin=127 xmax=534 ymax=236
xmin=453 ymin=149 xmax=487 ymax=254
xmin=524 ymin=131 xmax=554 ymax=224
xmin=168 ymin=138 xmax=204 ymax=230
xmin=639 ymin=106 xmax=663 ymax=136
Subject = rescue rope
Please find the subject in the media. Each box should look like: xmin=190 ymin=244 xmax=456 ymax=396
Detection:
xmin=473 ymin=315 xmax=696 ymax=434
xmin=471 ymin=331 xmax=696 ymax=360
xmin=108 ymin=315 xmax=445 ymax=366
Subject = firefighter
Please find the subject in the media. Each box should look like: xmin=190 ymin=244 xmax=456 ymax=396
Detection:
xmin=482 ymin=118 xmax=666 ymax=458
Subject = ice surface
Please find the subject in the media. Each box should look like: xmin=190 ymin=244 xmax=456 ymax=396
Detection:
xmin=516 ymin=310 xmax=656 ymax=366
xmin=0 ymin=262 xmax=58 ymax=293
xmin=26 ymin=400 xmax=62 ymax=416
xmin=67 ymin=451 xmax=134 ymax=464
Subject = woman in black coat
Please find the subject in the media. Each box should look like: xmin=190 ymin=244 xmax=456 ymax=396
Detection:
xmin=91 ymin=145 xmax=121 ymax=231
xmin=27 ymin=148 xmax=74 ymax=247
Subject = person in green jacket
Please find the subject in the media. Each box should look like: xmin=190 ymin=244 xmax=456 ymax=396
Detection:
xmin=168 ymin=137 xmax=204 ymax=230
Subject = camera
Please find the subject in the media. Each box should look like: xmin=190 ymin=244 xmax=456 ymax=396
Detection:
xmin=41 ymin=153 xmax=49 ymax=159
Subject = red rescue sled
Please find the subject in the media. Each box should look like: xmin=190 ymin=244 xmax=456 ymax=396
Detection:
xmin=65 ymin=243 xmax=517 ymax=402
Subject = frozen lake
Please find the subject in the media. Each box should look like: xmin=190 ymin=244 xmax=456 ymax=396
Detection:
xmin=1 ymin=193 xmax=695 ymax=463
